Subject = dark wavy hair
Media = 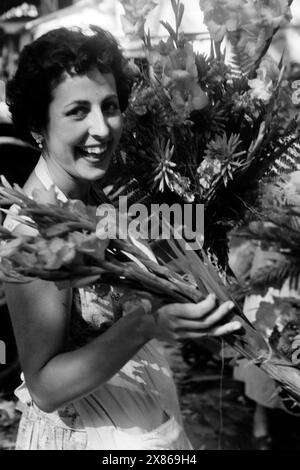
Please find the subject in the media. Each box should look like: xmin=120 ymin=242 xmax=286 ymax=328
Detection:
xmin=6 ymin=26 xmax=133 ymax=144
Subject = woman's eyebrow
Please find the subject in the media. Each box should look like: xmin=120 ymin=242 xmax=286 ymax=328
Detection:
xmin=64 ymin=94 xmax=118 ymax=109
xmin=102 ymin=94 xmax=119 ymax=103
xmin=64 ymin=100 xmax=89 ymax=109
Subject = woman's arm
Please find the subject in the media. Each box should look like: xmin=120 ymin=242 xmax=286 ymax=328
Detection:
xmin=5 ymin=278 xmax=153 ymax=413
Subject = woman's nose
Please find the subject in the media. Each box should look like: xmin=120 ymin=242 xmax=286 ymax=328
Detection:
xmin=88 ymin=108 xmax=110 ymax=139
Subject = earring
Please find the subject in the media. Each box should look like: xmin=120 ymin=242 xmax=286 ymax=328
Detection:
xmin=35 ymin=136 xmax=43 ymax=150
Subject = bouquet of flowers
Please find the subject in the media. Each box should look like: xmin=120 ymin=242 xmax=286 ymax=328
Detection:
xmin=2 ymin=179 xmax=300 ymax=402
xmin=105 ymin=0 xmax=300 ymax=271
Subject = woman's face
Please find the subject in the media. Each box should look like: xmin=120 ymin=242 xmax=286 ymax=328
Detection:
xmin=43 ymin=67 xmax=123 ymax=182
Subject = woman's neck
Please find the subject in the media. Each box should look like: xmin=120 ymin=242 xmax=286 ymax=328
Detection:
xmin=43 ymin=155 xmax=91 ymax=202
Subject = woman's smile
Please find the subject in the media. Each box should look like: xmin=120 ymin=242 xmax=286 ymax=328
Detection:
xmin=75 ymin=142 xmax=113 ymax=164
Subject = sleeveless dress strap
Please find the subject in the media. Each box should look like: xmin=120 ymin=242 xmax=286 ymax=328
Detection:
xmin=34 ymin=156 xmax=68 ymax=202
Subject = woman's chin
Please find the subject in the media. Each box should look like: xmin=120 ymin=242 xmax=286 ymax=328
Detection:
xmin=76 ymin=157 xmax=111 ymax=181
xmin=79 ymin=167 xmax=108 ymax=182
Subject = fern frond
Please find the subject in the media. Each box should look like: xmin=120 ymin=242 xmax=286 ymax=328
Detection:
xmin=270 ymin=135 xmax=300 ymax=177
xmin=228 ymin=44 xmax=254 ymax=78
xmin=251 ymin=260 xmax=297 ymax=293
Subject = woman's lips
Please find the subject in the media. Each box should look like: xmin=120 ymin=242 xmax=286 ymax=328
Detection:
xmin=76 ymin=144 xmax=110 ymax=163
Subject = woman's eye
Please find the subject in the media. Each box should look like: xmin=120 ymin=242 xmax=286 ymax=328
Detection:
xmin=103 ymin=102 xmax=120 ymax=115
xmin=66 ymin=107 xmax=88 ymax=120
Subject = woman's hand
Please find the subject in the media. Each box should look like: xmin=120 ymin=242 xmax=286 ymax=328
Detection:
xmin=123 ymin=293 xmax=241 ymax=344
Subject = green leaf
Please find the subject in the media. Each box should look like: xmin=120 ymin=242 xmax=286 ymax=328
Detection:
xmin=171 ymin=0 xmax=178 ymax=15
xmin=178 ymin=3 xmax=184 ymax=28
xmin=160 ymin=20 xmax=177 ymax=41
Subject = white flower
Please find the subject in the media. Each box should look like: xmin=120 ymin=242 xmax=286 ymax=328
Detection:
xmin=261 ymin=0 xmax=292 ymax=29
xmin=201 ymin=0 xmax=292 ymax=62
xmin=119 ymin=0 xmax=159 ymax=38
xmin=149 ymin=40 xmax=209 ymax=114
xmin=199 ymin=0 xmax=246 ymax=42
xmin=197 ymin=159 xmax=222 ymax=189
xmin=248 ymin=57 xmax=280 ymax=103
xmin=248 ymin=77 xmax=273 ymax=102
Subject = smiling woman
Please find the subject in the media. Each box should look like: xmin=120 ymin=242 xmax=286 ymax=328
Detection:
xmin=2 ymin=26 xmax=240 ymax=450
xmin=40 ymin=69 xmax=123 ymax=186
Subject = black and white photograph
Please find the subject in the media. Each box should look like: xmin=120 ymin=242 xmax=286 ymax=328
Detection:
xmin=0 ymin=0 xmax=300 ymax=452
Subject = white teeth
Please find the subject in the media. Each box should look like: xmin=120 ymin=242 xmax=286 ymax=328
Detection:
xmin=86 ymin=147 xmax=107 ymax=155
xmin=82 ymin=145 xmax=107 ymax=155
